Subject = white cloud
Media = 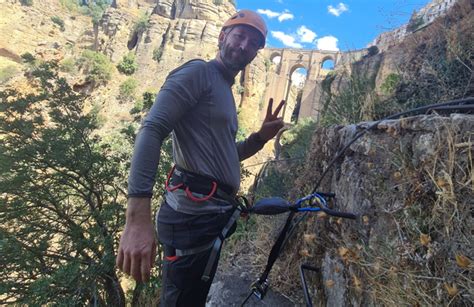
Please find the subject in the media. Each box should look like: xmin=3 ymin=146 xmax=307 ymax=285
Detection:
xmin=271 ymin=31 xmax=303 ymax=48
xmin=257 ymin=8 xmax=294 ymax=22
xmin=316 ymin=36 xmax=339 ymax=51
xmin=297 ymin=26 xmax=317 ymax=43
xmin=278 ymin=11 xmax=294 ymax=22
xmin=257 ymin=9 xmax=280 ymax=18
xmin=328 ymin=3 xmax=348 ymax=17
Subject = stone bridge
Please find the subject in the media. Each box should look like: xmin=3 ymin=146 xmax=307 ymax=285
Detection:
xmin=260 ymin=48 xmax=367 ymax=123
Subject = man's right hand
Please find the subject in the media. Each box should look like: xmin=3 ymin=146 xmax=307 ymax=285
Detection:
xmin=116 ymin=198 xmax=156 ymax=283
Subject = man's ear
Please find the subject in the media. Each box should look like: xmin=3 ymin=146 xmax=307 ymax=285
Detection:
xmin=218 ymin=30 xmax=225 ymax=47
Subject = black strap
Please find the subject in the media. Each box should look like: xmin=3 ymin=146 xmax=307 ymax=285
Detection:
xmin=170 ymin=165 xmax=234 ymax=199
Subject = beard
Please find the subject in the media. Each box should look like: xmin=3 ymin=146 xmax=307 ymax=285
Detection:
xmin=219 ymin=44 xmax=251 ymax=72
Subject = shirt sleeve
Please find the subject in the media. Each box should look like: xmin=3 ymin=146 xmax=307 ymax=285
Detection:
xmin=127 ymin=60 xmax=210 ymax=197
xmin=236 ymin=132 xmax=267 ymax=161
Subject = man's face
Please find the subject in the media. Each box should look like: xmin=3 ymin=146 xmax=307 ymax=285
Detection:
xmin=218 ymin=25 xmax=263 ymax=72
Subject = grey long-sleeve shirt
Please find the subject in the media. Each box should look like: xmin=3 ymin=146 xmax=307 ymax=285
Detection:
xmin=127 ymin=59 xmax=266 ymax=214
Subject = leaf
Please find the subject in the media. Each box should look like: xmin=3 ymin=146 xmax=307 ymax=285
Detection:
xmin=352 ymin=275 xmax=362 ymax=290
xmin=299 ymin=249 xmax=311 ymax=257
xmin=420 ymin=233 xmax=431 ymax=246
xmin=444 ymin=283 xmax=458 ymax=297
xmin=362 ymin=215 xmax=369 ymax=225
xmin=303 ymin=233 xmax=317 ymax=244
xmin=455 ymin=254 xmax=471 ymax=268
xmin=326 ymin=280 xmax=335 ymax=288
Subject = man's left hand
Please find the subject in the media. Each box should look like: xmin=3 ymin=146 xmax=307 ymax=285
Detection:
xmin=258 ymin=98 xmax=285 ymax=141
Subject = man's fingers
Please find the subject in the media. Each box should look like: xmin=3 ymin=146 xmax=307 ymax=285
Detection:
xmin=272 ymin=100 xmax=285 ymax=117
xmin=122 ymin=252 xmax=131 ymax=276
xmin=141 ymin=254 xmax=152 ymax=282
xmin=266 ymin=98 xmax=274 ymax=118
xmin=130 ymin=253 xmax=141 ymax=283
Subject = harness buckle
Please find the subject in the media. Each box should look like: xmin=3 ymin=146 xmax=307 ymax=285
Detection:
xmin=250 ymin=278 xmax=269 ymax=300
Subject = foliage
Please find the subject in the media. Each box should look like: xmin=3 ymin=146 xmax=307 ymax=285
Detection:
xmin=235 ymin=84 xmax=245 ymax=95
xmin=119 ymin=78 xmax=138 ymax=101
xmin=0 ymin=65 xmax=18 ymax=84
xmin=21 ymin=52 xmax=36 ymax=64
xmin=51 ymin=16 xmax=65 ymax=31
xmin=0 ymin=61 xmax=127 ymax=305
xmin=19 ymin=0 xmax=33 ymax=6
xmin=380 ymin=73 xmax=401 ymax=95
xmin=152 ymin=47 xmax=163 ymax=62
xmin=279 ymin=118 xmax=316 ymax=160
xmin=134 ymin=13 xmax=150 ymax=34
xmin=320 ymin=69 xmax=375 ymax=126
xmin=117 ymin=53 xmax=138 ymax=75
xmin=59 ymin=57 xmax=76 ymax=73
xmin=78 ymin=50 xmax=114 ymax=86
xmin=60 ymin=0 xmax=110 ymax=25
xmin=213 ymin=0 xmax=223 ymax=5
xmin=85 ymin=0 xmax=110 ymax=25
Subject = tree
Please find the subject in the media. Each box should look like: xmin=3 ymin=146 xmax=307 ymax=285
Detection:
xmin=0 ymin=61 xmax=127 ymax=305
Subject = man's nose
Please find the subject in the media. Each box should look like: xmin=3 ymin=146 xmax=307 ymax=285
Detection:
xmin=238 ymin=39 xmax=251 ymax=52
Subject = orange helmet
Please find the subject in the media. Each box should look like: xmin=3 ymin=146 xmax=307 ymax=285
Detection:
xmin=223 ymin=10 xmax=267 ymax=47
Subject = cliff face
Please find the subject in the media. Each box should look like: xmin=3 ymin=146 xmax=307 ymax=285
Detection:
xmin=239 ymin=114 xmax=473 ymax=306
xmin=0 ymin=0 xmax=235 ymax=132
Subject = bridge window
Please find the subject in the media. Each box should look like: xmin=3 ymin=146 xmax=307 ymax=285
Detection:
xmin=321 ymin=58 xmax=335 ymax=70
xmin=288 ymin=67 xmax=307 ymax=123
xmin=272 ymin=55 xmax=281 ymax=65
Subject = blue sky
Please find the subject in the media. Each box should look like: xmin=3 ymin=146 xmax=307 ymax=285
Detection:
xmin=236 ymin=0 xmax=431 ymax=51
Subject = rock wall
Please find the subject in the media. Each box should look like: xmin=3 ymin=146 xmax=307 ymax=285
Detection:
xmin=250 ymin=113 xmax=473 ymax=305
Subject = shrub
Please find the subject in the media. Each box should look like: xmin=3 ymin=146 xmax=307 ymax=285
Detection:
xmin=59 ymin=58 xmax=76 ymax=73
xmin=0 ymin=65 xmax=18 ymax=84
xmin=152 ymin=47 xmax=163 ymax=62
xmin=20 ymin=0 xmax=33 ymax=6
xmin=78 ymin=50 xmax=114 ymax=85
xmin=119 ymin=78 xmax=138 ymax=101
xmin=142 ymin=91 xmax=156 ymax=110
xmin=380 ymin=73 xmax=401 ymax=95
xmin=117 ymin=53 xmax=138 ymax=75
xmin=51 ymin=16 xmax=65 ymax=31
xmin=134 ymin=14 xmax=150 ymax=34
xmin=21 ymin=52 xmax=36 ymax=64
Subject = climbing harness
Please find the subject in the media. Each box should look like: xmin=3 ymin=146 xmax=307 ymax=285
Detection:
xmin=241 ymin=97 xmax=474 ymax=306
xmin=164 ymin=164 xmax=249 ymax=281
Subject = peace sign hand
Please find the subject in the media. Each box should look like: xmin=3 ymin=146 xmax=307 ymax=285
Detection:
xmin=257 ymin=98 xmax=285 ymax=142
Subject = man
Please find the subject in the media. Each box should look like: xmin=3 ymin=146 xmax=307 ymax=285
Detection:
xmin=116 ymin=9 xmax=285 ymax=306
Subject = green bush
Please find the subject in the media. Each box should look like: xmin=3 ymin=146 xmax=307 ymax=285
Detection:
xmin=134 ymin=14 xmax=150 ymax=34
xmin=152 ymin=47 xmax=163 ymax=62
xmin=51 ymin=16 xmax=65 ymax=31
xmin=0 ymin=65 xmax=18 ymax=84
xmin=117 ymin=53 xmax=138 ymax=75
xmin=280 ymin=118 xmax=316 ymax=160
xmin=21 ymin=52 xmax=36 ymax=64
xmin=78 ymin=50 xmax=114 ymax=85
xmin=20 ymin=0 xmax=33 ymax=6
xmin=142 ymin=91 xmax=156 ymax=110
xmin=119 ymin=78 xmax=138 ymax=101
xmin=59 ymin=58 xmax=76 ymax=73
xmin=380 ymin=73 xmax=401 ymax=95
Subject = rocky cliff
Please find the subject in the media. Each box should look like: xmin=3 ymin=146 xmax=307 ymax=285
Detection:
xmin=224 ymin=113 xmax=473 ymax=306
